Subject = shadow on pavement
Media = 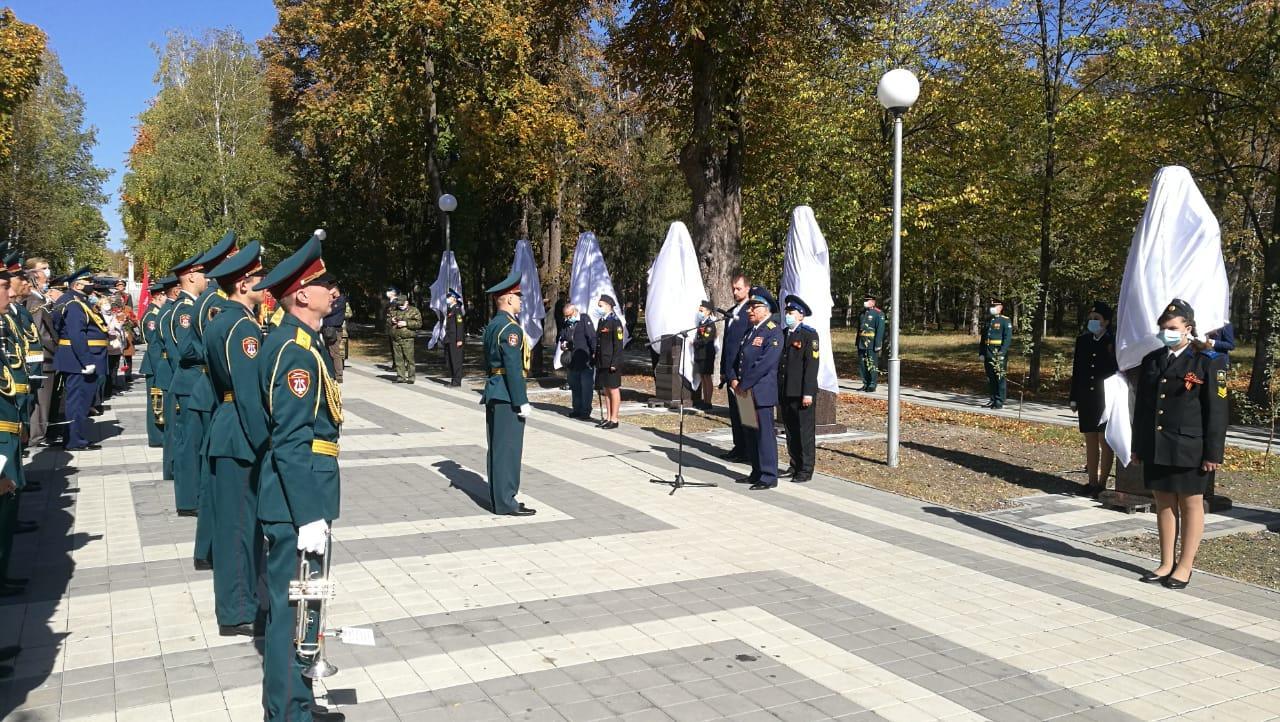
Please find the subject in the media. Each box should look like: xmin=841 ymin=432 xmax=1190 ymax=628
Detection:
xmin=431 ymin=459 xmax=494 ymax=513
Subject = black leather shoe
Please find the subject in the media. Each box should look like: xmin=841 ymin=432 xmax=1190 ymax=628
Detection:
xmin=720 ymin=449 xmax=744 ymax=461
xmin=193 ymin=559 xmax=213 ymax=571
xmin=790 ymin=474 xmax=812 ymax=483
xmin=506 ymin=507 xmax=536 ymax=516
xmin=219 ymin=623 xmax=256 ymax=637
xmin=779 ymin=467 xmax=795 ymax=478
xmin=603 ymin=421 xmax=619 ymax=430
xmin=65 ymin=444 xmax=102 ymax=451
xmin=177 ymin=509 xmax=198 ymax=517
xmin=1162 ymin=571 xmax=1193 ymax=589
xmin=1139 ymin=569 xmax=1170 ymax=584
xmin=749 ymin=483 xmax=776 ymax=491
xmin=735 ymin=476 xmax=757 ymax=485
xmin=312 ymin=708 xmax=345 ymax=721
xmin=0 ymin=644 xmax=20 ymax=661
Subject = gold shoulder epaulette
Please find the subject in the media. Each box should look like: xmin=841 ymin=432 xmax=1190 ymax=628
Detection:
xmin=295 ymin=327 xmax=311 ymax=350
xmin=766 ymin=321 xmax=776 ymax=330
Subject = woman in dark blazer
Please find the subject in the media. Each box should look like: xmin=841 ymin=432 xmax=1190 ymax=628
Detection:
xmin=1131 ymin=298 xmax=1228 ymax=589
xmin=1069 ymin=301 xmax=1119 ymax=496
xmin=594 ymin=295 xmax=624 ymax=429
xmin=692 ymin=301 xmax=717 ymax=410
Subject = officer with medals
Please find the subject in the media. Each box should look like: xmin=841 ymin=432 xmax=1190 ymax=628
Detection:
xmin=183 ymin=232 xmax=240 ymax=568
xmin=253 ymin=235 xmax=344 ymax=722
xmin=979 ymin=298 xmax=1013 ymax=409
xmin=856 ymin=294 xmax=885 ymax=392
xmin=140 ymin=278 xmax=170 ymax=447
xmin=0 ymin=264 xmax=31 ymax=599
xmin=52 ymin=268 xmax=109 ymax=451
xmin=4 ymin=254 xmax=39 ymax=437
xmin=157 ymin=275 xmax=182 ymax=479
xmin=23 ymin=257 xmax=56 ymax=448
xmin=481 ymin=271 xmax=536 ymax=516
xmin=443 ymin=288 xmax=465 ymax=386
xmin=778 ymin=295 xmax=819 ymax=483
xmin=166 ymin=250 xmax=208 ymax=519
xmin=728 ymin=288 xmax=784 ymax=490
xmin=203 ymin=242 xmax=268 ymax=637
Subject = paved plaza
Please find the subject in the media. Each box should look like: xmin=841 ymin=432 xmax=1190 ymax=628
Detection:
xmin=2 ymin=362 xmax=1280 ymax=721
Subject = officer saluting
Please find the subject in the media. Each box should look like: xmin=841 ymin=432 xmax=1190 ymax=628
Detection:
xmin=253 ymin=235 xmax=344 ymax=722
xmin=980 ymin=298 xmax=1012 ymax=409
xmin=481 ymin=270 xmax=535 ymax=516
xmin=52 ymin=268 xmax=108 ymax=451
xmin=778 ymin=295 xmax=819 ymax=483
xmin=203 ymin=242 xmax=268 ymax=637
xmin=856 ymin=294 xmax=885 ymax=392
xmin=728 ymin=288 xmax=784 ymax=490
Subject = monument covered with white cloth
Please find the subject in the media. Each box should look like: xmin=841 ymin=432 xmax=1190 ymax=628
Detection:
xmin=645 ymin=222 xmax=710 ymax=405
xmin=1101 ymin=165 xmax=1232 ymax=511
xmin=427 ymin=250 xmax=463 ymax=350
xmin=509 ymin=239 xmax=548 ymax=376
xmin=569 ymin=231 xmax=628 ymax=344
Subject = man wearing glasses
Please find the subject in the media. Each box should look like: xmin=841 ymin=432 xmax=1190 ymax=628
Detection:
xmin=481 ymin=270 xmax=536 ymax=517
xmin=23 ymin=258 xmax=55 ymax=447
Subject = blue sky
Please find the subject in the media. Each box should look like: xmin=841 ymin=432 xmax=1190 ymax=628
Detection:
xmin=8 ymin=1 xmax=279 ymax=250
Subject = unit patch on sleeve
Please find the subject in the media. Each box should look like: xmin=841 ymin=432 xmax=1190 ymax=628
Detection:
xmin=242 ymin=337 xmax=259 ymax=358
xmin=287 ymin=369 xmax=311 ymax=398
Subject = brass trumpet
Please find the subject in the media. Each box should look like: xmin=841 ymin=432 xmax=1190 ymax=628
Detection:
xmin=151 ymin=388 xmax=165 ymax=426
xmin=289 ymin=533 xmax=339 ymax=679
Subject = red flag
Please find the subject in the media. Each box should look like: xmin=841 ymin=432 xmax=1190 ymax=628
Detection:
xmin=137 ymin=262 xmax=150 ymax=313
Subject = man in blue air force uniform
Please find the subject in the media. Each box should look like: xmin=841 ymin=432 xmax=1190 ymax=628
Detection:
xmin=728 ymin=288 xmax=784 ymax=490
xmin=52 ymin=268 xmax=108 ymax=451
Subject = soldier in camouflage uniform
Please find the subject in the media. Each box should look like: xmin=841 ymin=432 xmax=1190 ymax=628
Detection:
xmin=386 ymin=293 xmax=422 ymax=384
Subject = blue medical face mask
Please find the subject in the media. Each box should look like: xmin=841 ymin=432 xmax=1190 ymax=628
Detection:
xmin=1159 ymin=328 xmax=1183 ymax=347
xmin=784 ymin=314 xmax=799 ymax=329
xmin=696 ymin=311 xmax=707 ymax=323
xmin=1087 ymin=319 xmax=1103 ymax=335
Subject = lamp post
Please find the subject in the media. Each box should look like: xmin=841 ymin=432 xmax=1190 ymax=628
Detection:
xmin=877 ymin=68 xmax=919 ymax=469
xmin=438 ymin=193 xmax=458 ymax=252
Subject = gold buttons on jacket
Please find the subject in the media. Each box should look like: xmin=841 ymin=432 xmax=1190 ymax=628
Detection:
xmin=1158 ymin=410 xmax=1164 ymax=415
xmin=1160 ymin=394 xmax=1166 ymax=399
xmin=1157 ymin=425 xmax=1164 ymax=431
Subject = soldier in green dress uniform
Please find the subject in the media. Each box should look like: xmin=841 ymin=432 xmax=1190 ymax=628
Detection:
xmin=166 ymin=250 xmax=209 ymax=522
xmin=140 ymin=278 xmax=169 ymax=447
xmin=482 ymin=271 xmax=536 ymax=516
xmin=856 ymin=294 xmax=885 ymax=392
xmin=157 ymin=275 xmax=181 ymax=480
xmin=254 ymin=235 xmax=344 ymax=722
xmin=980 ymin=298 xmax=1013 ymax=409
xmin=0 ymin=267 xmax=29 ymax=599
xmin=203 ymin=242 xmax=269 ymax=636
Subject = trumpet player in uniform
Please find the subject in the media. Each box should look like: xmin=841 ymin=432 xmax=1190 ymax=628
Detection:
xmin=254 ymin=235 xmax=344 ymax=722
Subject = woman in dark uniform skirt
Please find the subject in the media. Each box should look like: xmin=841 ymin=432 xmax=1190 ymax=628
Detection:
xmin=1069 ymin=301 xmax=1118 ymax=496
xmin=594 ymin=295 xmax=624 ymax=429
xmin=1131 ymin=298 xmax=1228 ymax=589
xmin=692 ymin=301 xmax=717 ymax=409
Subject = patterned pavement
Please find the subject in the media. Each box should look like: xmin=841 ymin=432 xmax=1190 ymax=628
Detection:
xmin=2 ymin=361 xmax=1279 ymax=721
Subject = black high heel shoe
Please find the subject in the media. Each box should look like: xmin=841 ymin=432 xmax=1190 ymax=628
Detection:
xmin=1162 ymin=571 xmax=1193 ymax=589
xmin=1139 ymin=570 xmax=1171 ymax=584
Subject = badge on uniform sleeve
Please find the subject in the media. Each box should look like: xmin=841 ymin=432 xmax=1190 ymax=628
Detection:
xmin=179 ymin=314 xmax=191 ymax=328
xmin=812 ymin=340 xmax=820 ymax=359
xmin=287 ymin=369 xmax=311 ymax=398
xmin=615 ymin=328 xmax=623 ymax=340
xmin=507 ymin=332 xmax=520 ymax=347
xmin=752 ymin=337 xmax=763 ymax=347
xmin=147 ymin=320 xmax=156 ymax=331
xmin=1217 ymin=370 xmax=1227 ymax=398
xmin=242 ymin=337 xmax=259 ymax=358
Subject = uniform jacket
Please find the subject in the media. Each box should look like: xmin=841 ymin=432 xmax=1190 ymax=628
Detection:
xmin=139 ymin=303 xmax=162 ymax=378
xmin=25 ymin=292 xmax=55 ymax=372
xmin=730 ymin=319 xmax=784 ymax=407
xmin=980 ymin=314 xmax=1012 ymax=358
xmin=444 ymin=305 xmax=464 ymax=344
xmin=1069 ymin=331 xmax=1117 ymax=409
xmin=177 ymin=287 xmax=224 ymax=412
xmin=12 ymin=299 xmax=42 ymax=382
xmin=4 ymin=306 xmax=33 ymax=421
xmin=257 ymin=313 xmax=341 ymax=525
xmin=204 ymin=302 xmax=268 ymax=462
xmin=52 ymin=291 xmax=109 ymax=374
xmin=167 ymin=290 xmax=202 ymax=399
xmin=780 ymin=324 xmax=820 ymax=399
xmin=857 ymin=307 xmax=885 ymax=352
xmin=692 ymin=323 xmax=717 ymax=366
xmin=156 ymin=301 xmax=178 ymax=390
xmin=595 ymin=315 xmax=623 ymax=371
xmin=0 ymin=317 xmax=22 ymax=484
xmin=719 ymin=302 xmax=751 ymax=379
xmin=481 ymin=311 xmax=529 ymax=406
xmin=557 ymin=316 xmax=596 ymax=371
xmin=387 ymin=303 xmax=422 ymax=340
xmin=1132 ymin=347 xmax=1228 ymax=468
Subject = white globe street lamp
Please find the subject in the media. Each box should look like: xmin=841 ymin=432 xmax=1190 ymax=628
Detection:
xmin=438 ymin=193 xmax=458 ymax=250
xmin=877 ymin=68 xmax=918 ymax=469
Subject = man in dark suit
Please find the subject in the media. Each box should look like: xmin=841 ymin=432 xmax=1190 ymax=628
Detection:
xmin=558 ymin=303 xmax=596 ymax=418
xmin=728 ymin=289 xmax=784 ymax=490
xmin=719 ymin=273 xmax=752 ymax=461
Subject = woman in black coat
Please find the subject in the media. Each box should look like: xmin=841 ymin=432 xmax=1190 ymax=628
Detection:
xmin=1069 ymin=301 xmax=1118 ymax=496
xmin=691 ymin=301 xmax=717 ymax=409
xmin=1131 ymin=298 xmax=1228 ymax=589
xmin=594 ymin=294 xmax=624 ymax=429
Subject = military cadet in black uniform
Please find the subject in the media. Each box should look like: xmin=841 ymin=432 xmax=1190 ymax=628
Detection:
xmin=728 ymin=289 xmax=784 ymax=490
xmin=203 ymin=242 xmax=268 ymax=637
xmin=856 ymin=294 xmax=885 ymax=392
xmin=1069 ymin=301 xmax=1118 ymax=496
xmin=253 ymin=235 xmax=345 ymax=722
xmin=593 ymin=294 xmax=623 ymax=429
xmin=1132 ymin=298 xmax=1228 ymax=590
xmin=443 ymin=288 xmax=465 ymax=386
xmin=778 ymin=295 xmax=819 ymax=483
xmin=692 ymin=301 xmax=717 ymax=410
xmin=979 ymin=298 xmax=1013 ymax=408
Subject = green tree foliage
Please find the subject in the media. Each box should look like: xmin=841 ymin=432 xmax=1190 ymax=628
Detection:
xmin=0 ymin=50 xmax=109 ymax=270
xmin=0 ymin=7 xmax=45 ymax=159
xmin=121 ymin=29 xmax=287 ymax=272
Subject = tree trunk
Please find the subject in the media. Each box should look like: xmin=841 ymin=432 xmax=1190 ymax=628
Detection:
xmin=1247 ymin=163 xmax=1280 ymax=407
xmin=541 ymin=178 xmax=564 ymax=348
xmin=969 ymin=284 xmax=981 ymax=336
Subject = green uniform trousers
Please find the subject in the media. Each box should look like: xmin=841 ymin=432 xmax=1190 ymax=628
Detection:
xmin=857 ymin=349 xmax=878 ymax=390
xmin=262 ymin=521 xmax=321 ymax=722
xmin=187 ymin=408 xmax=214 ymax=563
xmin=984 ymin=353 xmax=1008 ymax=405
xmin=0 ymin=491 xmax=18 ymax=583
xmin=212 ymin=456 xmax=261 ymax=626
xmin=391 ymin=337 xmax=415 ymax=381
xmin=145 ymin=379 xmax=164 ymax=447
xmin=485 ymin=401 xmax=525 ymax=515
xmin=172 ymin=399 xmax=204 ymax=511
xmin=162 ymin=392 xmax=177 ymax=481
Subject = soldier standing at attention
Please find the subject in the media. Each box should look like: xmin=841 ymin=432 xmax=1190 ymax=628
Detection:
xmin=593 ymin=294 xmax=623 ymax=429
xmin=53 ymin=268 xmax=108 ymax=451
xmin=729 ymin=288 xmax=784 ymax=490
xmin=0 ymin=265 xmax=30 ymax=599
xmin=203 ymin=242 xmax=268 ymax=637
xmin=157 ymin=277 xmax=182 ymax=478
xmin=253 ymin=235 xmax=344 ymax=722
xmin=140 ymin=279 xmax=168 ymax=447
xmin=482 ymin=271 xmax=536 ymax=517
xmin=979 ymin=298 xmax=1013 ymax=409
xmin=691 ymin=301 xmax=717 ymax=410
xmin=166 ymin=250 xmax=208 ymax=519
xmin=856 ymin=294 xmax=885 ymax=392
xmin=22 ymin=257 xmax=55 ymax=448
xmin=719 ymin=274 xmax=752 ymax=461
xmin=387 ymin=292 xmax=422 ymax=384
xmin=443 ymin=288 xmax=465 ymax=386
xmin=778 ymin=295 xmax=819 ymax=483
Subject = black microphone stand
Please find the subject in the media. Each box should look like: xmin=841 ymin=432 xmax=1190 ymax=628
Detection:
xmin=651 ymin=315 xmax=722 ymax=494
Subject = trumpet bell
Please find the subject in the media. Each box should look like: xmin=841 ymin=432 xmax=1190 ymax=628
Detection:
xmin=303 ymin=657 xmax=339 ymax=679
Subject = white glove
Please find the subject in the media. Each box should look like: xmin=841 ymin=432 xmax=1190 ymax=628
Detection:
xmin=517 ymin=403 xmax=532 ymax=418
xmin=81 ymin=364 xmax=96 ymax=374
xmin=296 ymin=520 xmax=329 ymax=554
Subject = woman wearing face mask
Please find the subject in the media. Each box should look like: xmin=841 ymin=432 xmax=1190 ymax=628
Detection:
xmin=1069 ymin=301 xmax=1118 ymax=496
xmin=593 ymin=295 xmax=623 ymax=428
xmin=691 ymin=301 xmax=717 ymax=409
xmin=101 ymin=298 xmax=124 ymax=399
xmin=1131 ymin=298 xmax=1228 ymax=589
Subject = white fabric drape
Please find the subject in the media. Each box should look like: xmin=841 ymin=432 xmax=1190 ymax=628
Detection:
xmin=569 ymin=231 xmax=628 ymax=343
xmin=645 ymin=222 xmax=709 ymax=388
xmin=427 ymin=250 xmax=462 ymax=349
xmin=509 ymin=239 xmax=546 ymax=344
xmin=1106 ymin=166 xmax=1230 ymax=464
xmin=778 ymin=206 xmax=839 ymax=394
